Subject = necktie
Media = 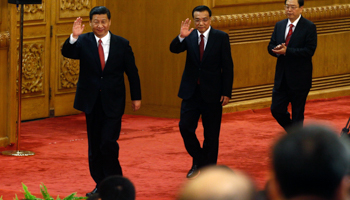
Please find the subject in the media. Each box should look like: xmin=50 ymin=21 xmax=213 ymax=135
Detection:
xmin=285 ymin=24 xmax=294 ymax=46
xmin=98 ymin=39 xmax=105 ymax=70
xmin=199 ymin=34 xmax=204 ymax=61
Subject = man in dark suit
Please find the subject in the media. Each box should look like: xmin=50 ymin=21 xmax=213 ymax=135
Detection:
xmin=268 ymin=0 xmax=317 ymax=132
xmin=61 ymin=6 xmax=141 ymax=196
xmin=170 ymin=5 xmax=234 ymax=178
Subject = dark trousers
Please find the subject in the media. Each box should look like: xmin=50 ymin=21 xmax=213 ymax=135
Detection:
xmin=271 ymin=80 xmax=310 ymax=132
xmin=179 ymin=86 xmax=223 ymax=167
xmin=85 ymin=93 xmax=123 ymax=187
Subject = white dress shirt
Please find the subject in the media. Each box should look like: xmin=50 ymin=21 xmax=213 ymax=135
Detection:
xmin=285 ymin=14 xmax=301 ymax=39
xmin=178 ymin=26 xmax=211 ymax=51
xmin=69 ymin=32 xmax=111 ymax=62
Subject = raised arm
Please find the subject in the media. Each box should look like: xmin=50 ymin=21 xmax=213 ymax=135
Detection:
xmin=180 ymin=18 xmax=194 ymax=38
xmin=72 ymin=17 xmax=85 ymax=39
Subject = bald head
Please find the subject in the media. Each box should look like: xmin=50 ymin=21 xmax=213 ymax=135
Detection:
xmin=178 ymin=166 xmax=256 ymax=200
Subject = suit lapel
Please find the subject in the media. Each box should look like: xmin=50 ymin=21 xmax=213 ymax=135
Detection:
xmin=202 ymin=28 xmax=216 ymax=63
xmin=189 ymin=31 xmax=200 ymax=63
xmin=89 ymin=33 xmax=102 ymax=72
xmin=105 ymin=32 xmax=115 ymax=70
xmin=280 ymin=19 xmax=288 ymax=44
xmin=288 ymin=16 xmax=305 ymax=45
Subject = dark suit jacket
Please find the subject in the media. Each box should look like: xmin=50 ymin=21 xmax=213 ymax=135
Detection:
xmin=268 ymin=16 xmax=317 ymax=90
xmin=61 ymin=32 xmax=141 ymax=118
xmin=170 ymin=28 xmax=234 ymax=103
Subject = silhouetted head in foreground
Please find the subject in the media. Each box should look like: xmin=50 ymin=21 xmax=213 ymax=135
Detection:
xmin=272 ymin=124 xmax=350 ymax=200
xmin=177 ymin=165 xmax=256 ymax=200
xmin=98 ymin=175 xmax=135 ymax=200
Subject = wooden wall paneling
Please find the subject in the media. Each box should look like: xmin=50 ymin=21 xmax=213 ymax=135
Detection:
xmin=51 ymin=35 xmax=81 ymax=116
xmin=210 ymin=4 xmax=350 ymax=113
xmin=213 ymin=0 xmax=283 ymax=7
xmin=0 ymin=0 xmax=6 ymax=147
xmin=209 ymin=0 xmax=343 ymax=16
xmin=2 ymin=1 xmax=350 ymax=146
xmin=0 ymin=0 xmax=3 ymax=29
xmin=59 ymin=0 xmax=92 ymax=19
xmin=0 ymin=31 xmax=10 ymax=147
xmin=104 ymin=1 xmax=350 ymax=118
xmin=18 ymin=0 xmax=51 ymax=120
xmin=18 ymin=3 xmax=45 ymax=21
xmin=49 ymin=0 xmax=97 ymax=117
xmin=20 ymin=38 xmax=49 ymax=120
xmin=5 ymin=3 xmax=18 ymax=146
xmin=105 ymin=0 xmax=204 ymax=118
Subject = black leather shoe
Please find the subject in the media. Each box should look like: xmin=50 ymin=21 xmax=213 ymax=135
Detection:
xmin=86 ymin=187 xmax=98 ymax=197
xmin=186 ymin=164 xmax=199 ymax=178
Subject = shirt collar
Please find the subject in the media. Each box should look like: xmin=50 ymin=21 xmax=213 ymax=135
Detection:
xmin=287 ymin=14 xmax=302 ymax=27
xmin=197 ymin=26 xmax=211 ymax=39
xmin=94 ymin=31 xmax=111 ymax=45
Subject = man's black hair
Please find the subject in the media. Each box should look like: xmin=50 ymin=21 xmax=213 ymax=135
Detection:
xmin=98 ymin=175 xmax=135 ymax=200
xmin=273 ymin=125 xmax=350 ymax=199
xmin=192 ymin=5 xmax=212 ymax=18
xmin=285 ymin=0 xmax=304 ymax=7
xmin=89 ymin=6 xmax=111 ymax=20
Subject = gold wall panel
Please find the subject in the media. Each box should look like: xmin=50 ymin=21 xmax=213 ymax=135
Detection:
xmin=0 ymin=1 xmax=2 ymax=25
xmin=104 ymin=0 xmax=350 ymax=118
xmin=212 ymin=0 xmax=321 ymax=7
xmin=59 ymin=0 xmax=92 ymax=19
xmin=213 ymin=0 xmax=281 ymax=7
xmin=0 ymin=31 xmax=9 ymax=48
xmin=3 ymin=0 xmax=350 ymax=129
xmin=56 ymin=36 xmax=79 ymax=94
xmin=60 ymin=57 xmax=79 ymax=89
xmin=209 ymin=0 xmax=340 ymax=16
xmin=20 ymin=42 xmax=44 ymax=95
xmin=17 ymin=37 xmax=49 ymax=120
xmin=0 ymin=31 xmax=10 ymax=147
xmin=58 ymin=39 xmax=79 ymax=91
xmin=50 ymin=0 xmax=99 ymax=118
xmin=226 ymin=18 xmax=350 ymax=44
xmin=229 ymin=74 xmax=350 ymax=103
xmin=17 ymin=1 xmax=45 ymax=21
xmin=211 ymin=5 xmax=350 ymax=29
xmin=105 ymin=0 xmax=204 ymax=118
xmin=209 ymin=4 xmax=350 ymax=113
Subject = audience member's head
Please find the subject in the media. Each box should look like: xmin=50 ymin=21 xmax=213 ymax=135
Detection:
xmin=87 ymin=193 xmax=100 ymax=200
xmin=272 ymin=124 xmax=350 ymax=200
xmin=98 ymin=175 xmax=135 ymax=200
xmin=256 ymin=179 xmax=284 ymax=200
xmin=177 ymin=165 xmax=256 ymax=200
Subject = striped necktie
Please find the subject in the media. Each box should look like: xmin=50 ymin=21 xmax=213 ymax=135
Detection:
xmin=285 ymin=24 xmax=294 ymax=46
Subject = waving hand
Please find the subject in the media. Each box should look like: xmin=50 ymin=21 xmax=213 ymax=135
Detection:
xmin=180 ymin=18 xmax=194 ymax=38
xmin=72 ymin=17 xmax=85 ymax=39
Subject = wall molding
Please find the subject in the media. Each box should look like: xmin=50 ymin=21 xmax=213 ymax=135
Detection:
xmin=211 ymin=4 xmax=350 ymax=112
xmin=213 ymin=0 xmax=283 ymax=8
xmin=211 ymin=4 xmax=350 ymax=29
xmin=224 ymin=74 xmax=350 ymax=113
xmin=229 ymin=74 xmax=350 ymax=103
xmin=227 ymin=17 xmax=350 ymax=44
xmin=0 ymin=31 xmax=10 ymax=48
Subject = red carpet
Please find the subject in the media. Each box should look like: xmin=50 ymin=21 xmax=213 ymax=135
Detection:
xmin=0 ymin=96 xmax=349 ymax=200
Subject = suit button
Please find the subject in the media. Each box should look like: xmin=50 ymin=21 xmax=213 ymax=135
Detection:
xmin=101 ymin=77 xmax=103 ymax=79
